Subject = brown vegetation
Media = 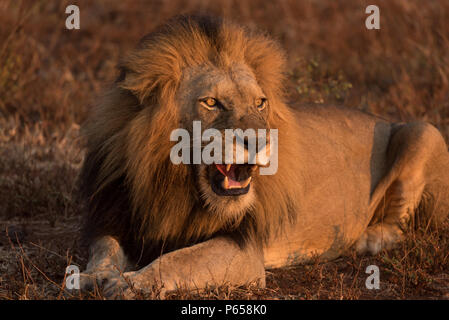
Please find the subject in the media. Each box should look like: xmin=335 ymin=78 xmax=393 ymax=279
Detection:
xmin=0 ymin=0 xmax=448 ymax=299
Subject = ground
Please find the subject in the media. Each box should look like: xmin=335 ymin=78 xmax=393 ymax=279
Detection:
xmin=0 ymin=0 xmax=448 ymax=300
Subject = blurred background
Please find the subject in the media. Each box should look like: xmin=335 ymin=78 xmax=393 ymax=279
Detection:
xmin=0 ymin=0 xmax=448 ymax=299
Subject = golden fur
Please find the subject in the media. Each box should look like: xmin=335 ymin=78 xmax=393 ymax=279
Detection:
xmin=79 ymin=16 xmax=300 ymax=265
xmin=78 ymin=16 xmax=449 ymax=298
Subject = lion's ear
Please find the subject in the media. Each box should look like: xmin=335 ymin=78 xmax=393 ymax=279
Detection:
xmin=115 ymin=66 xmax=146 ymax=97
xmin=114 ymin=67 xmax=154 ymax=105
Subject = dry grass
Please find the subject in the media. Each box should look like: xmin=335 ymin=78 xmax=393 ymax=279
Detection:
xmin=0 ymin=0 xmax=448 ymax=300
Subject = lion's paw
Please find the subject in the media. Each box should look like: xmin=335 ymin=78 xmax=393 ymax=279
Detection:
xmin=78 ymin=270 xmax=120 ymax=292
xmin=102 ymin=272 xmax=138 ymax=299
xmin=101 ymin=271 xmax=169 ymax=299
xmin=355 ymin=223 xmax=404 ymax=255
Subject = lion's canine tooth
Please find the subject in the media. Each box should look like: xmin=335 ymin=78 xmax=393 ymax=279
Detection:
xmin=241 ymin=177 xmax=252 ymax=188
xmin=223 ymin=176 xmax=229 ymax=189
xmin=226 ymin=164 xmax=231 ymax=172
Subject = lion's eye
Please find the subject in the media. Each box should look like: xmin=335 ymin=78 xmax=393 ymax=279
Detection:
xmin=200 ymin=97 xmax=218 ymax=110
xmin=255 ymin=97 xmax=267 ymax=111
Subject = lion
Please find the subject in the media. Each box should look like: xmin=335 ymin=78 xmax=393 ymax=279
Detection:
xmin=77 ymin=15 xmax=449 ymax=298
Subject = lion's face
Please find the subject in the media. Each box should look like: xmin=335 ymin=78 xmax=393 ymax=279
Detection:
xmin=177 ymin=63 xmax=272 ymax=218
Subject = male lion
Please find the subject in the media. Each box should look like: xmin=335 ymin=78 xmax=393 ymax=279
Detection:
xmin=78 ymin=15 xmax=449 ymax=298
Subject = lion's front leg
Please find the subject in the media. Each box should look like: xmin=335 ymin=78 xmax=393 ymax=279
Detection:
xmin=103 ymin=236 xmax=265 ymax=299
xmin=79 ymin=236 xmax=129 ymax=292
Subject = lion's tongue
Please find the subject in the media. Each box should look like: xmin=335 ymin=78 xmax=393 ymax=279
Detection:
xmin=215 ymin=164 xmax=243 ymax=188
xmin=227 ymin=178 xmax=243 ymax=188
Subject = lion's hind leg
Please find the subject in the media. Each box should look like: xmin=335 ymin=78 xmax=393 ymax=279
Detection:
xmin=356 ymin=122 xmax=449 ymax=255
xmin=355 ymin=178 xmax=424 ymax=255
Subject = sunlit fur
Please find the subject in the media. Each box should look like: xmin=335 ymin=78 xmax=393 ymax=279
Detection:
xmin=79 ymin=16 xmax=302 ymax=264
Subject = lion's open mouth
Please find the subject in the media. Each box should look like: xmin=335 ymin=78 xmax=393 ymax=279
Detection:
xmin=209 ymin=163 xmax=256 ymax=196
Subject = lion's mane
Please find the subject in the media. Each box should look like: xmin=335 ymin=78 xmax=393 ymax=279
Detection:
xmin=79 ymin=15 xmax=301 ymax=266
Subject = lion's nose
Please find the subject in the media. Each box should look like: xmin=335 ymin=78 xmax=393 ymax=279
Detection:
xmin=241 ymin=134 xmax=270 ymax=149
xmin=254 ymin=141 xmax=271 ymax=166
xmin=240 ymin=139 xmax=271 ymax=166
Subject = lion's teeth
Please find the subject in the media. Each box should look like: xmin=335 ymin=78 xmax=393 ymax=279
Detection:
xmin=226 ymin=164 xmax=231 ymax=172
xmin=222 ymin=176 xmax=251 ymax=190
xmin=241 ymin=177 xmax=252 ymax=188
xmin=223 ymin=176 xmax=229 ymax=189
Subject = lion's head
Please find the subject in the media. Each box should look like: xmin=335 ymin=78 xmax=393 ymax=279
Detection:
xmin=80 ymin=15 xmax=301 ymax=264
xmin=176 ymin=58 xmax=280 ymax=219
